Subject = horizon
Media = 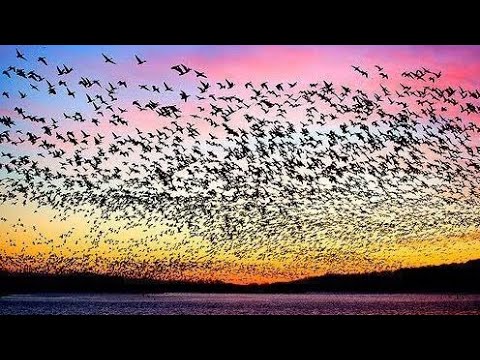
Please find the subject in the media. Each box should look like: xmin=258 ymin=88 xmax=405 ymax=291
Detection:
xmin=2 ymin=256 xmax=480 ymax=287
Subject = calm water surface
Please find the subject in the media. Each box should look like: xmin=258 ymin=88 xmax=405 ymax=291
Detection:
xmin=1 ymin=293 xmax=479 ymax=315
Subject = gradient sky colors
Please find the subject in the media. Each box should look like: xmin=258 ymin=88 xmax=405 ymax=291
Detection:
xmin=2 ymin=45 xmax=480 ymax=284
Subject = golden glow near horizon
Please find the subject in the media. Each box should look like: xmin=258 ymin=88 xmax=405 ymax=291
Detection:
xmin=2 ymin=201 xmax=480 ymax=284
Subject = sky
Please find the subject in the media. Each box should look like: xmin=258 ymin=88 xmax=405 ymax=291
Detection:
xmin=1 ymin=45 xmax=480 ymax=284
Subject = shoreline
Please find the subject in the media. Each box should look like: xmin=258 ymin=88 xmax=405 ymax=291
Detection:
xmin=2 ymin=258 xmax=479 ymax=295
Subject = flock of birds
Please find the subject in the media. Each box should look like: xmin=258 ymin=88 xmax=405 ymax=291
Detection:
xmin=1 ymin=47 xmax=480 ymax=283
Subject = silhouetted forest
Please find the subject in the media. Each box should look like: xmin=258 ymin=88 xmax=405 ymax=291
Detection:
xmin=1 ymin=259 xmax=480 ymax=295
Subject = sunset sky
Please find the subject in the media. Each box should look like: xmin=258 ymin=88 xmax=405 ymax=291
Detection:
xmin=1 ymin=45 xmax=480 ymax=284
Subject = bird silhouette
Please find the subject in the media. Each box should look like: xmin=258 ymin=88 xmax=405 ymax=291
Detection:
xmin=38 ymin=57 xmax=48 ymax=66
xmin=102 ymin=53 xmax=116 ymax=64
xmin=2 ymin=46 xmax=480 ymax=285
xmin=135 ymin=55 xmax=146 ymax=65
xmin=16 ymin=49 xmax=26 ymax=61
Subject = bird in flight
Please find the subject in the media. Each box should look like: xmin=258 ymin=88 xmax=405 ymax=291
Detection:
xmin=352 ymin=65 xmax=368 ymax=78
xmin=171 ymin=64 xmax=191 ymax=76
xmin=195 ymin=70 xmax=207 ymax=78
xmin=180 ymin=90 xmax=190 ymax=102
xmin=37 ymin=57 xmax=48 ymax=66
xmin=16 ymin=49 xmax=26 ymax=61
xmin=102 ymin=53 xmax=116 ymax=64
xmin=135 ymin=55 xmax=146 ymax=65
xmin=3 ymin=45 xmax=480 ymax=287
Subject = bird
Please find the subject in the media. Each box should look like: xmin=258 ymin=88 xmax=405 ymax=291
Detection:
xmin=38 ymin=57 xmax=48 ymax=66
xmin=135 ymin=55 xmax=146 ymax=65
xmin=180 ymin=90 xmax=190 ymax=102
xmin=171 ymin=64 xmax=191 ymax=76
xmin=16 ymin=49 xmax=26 ymax=60
xmin=3 ymin=46 xmax=480 ymax=290
xmin=102 ymin=53 xmax=116 ymax=64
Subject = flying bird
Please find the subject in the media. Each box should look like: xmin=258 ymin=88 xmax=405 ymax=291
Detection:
xmin=38 ymin=57 xmax=48 ymax=66
xmin=102 ymin=53 xmax=116 ymax=64
xmin=16 ymin=49 xmax=26 ymax=60
xmin=135 ymin=55 xmax=146 ymax=65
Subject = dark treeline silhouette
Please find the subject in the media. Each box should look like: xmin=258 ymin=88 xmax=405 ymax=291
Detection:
xmin=1 ymin=259 xmax=480 ymax=295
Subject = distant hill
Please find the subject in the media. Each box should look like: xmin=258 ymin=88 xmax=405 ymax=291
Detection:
xmin=263 ymin=259 xmax=480 ymax=293
xmin=1 ymin=259 xmax=480 ymax=295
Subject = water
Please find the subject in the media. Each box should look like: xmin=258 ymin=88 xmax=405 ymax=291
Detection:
xmin=1 ymin=293 xmax=479 ymax=315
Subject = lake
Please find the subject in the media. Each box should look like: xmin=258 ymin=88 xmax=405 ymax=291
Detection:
xmin=1 ymin=293 xmax=479 ymax=315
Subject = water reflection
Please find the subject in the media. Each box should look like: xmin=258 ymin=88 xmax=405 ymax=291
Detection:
xmin=1 ymin=293 xmax=479 ymax=315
